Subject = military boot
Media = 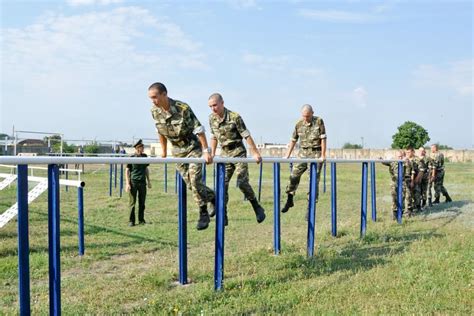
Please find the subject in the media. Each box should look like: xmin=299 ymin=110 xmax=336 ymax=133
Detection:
xmin=208 ymin=199 xmax=216 ymax=217
xmin=421 ymin=199 xmax=426 ymax=208
xmin=281 ymin=194 xmax=294 ymax=213
xmin=445 ymin=193 xmax=452 ymax=203
xmin=428 ymin=197 xmax=433 ymax=207
xmin=433 ymin=197 xmax=440 ymax=204
xmin=197 ymin=205 xmax=210 ymax=230
xmin=249 ymin=199 xmax=266 ymax=223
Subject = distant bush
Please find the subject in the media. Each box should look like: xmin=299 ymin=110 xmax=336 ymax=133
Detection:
xmin=342 ymin=142 xmax=363 ymax=149
xmin=84 ymin=142 xmax=100 ymax=154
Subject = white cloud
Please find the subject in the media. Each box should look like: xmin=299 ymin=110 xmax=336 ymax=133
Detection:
xmin=228 ymin=0 xmax=261 ymax=10
xmin=67 ymin=0 xmax=124 ymax=6
xmin=412 ymin=60 xmax=473 ymax=96
xmin=297 ymin=9 xmax=382 ymax=23
xmin=353 ymin=86 xmax=368 ymax=108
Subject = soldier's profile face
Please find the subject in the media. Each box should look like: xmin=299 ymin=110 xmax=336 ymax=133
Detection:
xmin=208 ymin=97 xmax=224 ymax=117
xmin=148 ymin=88 xmax=167 ymax=106
xmin=301 ymin=110 xmax=313 ymax=123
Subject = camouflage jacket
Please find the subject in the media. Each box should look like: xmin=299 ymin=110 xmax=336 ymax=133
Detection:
xmin=382 ymin=159 xmax=413 ymax=182
xmin=415 ymin=156 xmax=430 ymax=179
xmin=406 ymin=158 xmax=418 ymax=180
xmin=291 ymin=116 xmax=326 ymax=149
xmin=429 ymin=152 xmax=445 ymax=171
xmin=151 ymin=98 xmax=204 ymax=156
xmin=209 ymin=107 xmax=250 ymax=157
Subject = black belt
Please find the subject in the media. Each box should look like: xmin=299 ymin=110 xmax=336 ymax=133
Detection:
xmin=301 ymin=147 xmax=321 ymax=151
xmin=222 ymin=142 xmax=243 ymax=151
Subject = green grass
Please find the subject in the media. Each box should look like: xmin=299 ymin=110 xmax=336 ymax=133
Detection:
xmin=0 ymin=162 xmax=473 ymax=314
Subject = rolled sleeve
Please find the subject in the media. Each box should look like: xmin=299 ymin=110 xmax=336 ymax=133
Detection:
xmin=291 ymin=126 xmax=299 ymax=142
xmin=235 ymin=115 xmax=251 ymax=139
xmin=193 ymin=125 xmax=205 ymax=135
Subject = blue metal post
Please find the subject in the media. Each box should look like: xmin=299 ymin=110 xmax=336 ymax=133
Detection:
xmin=78 ymin=187 xmax=85 ymax=256
xmin=214 ymin=163 xmax=226 ymax=291
xmin=114 ymin=163 xmax=117 ymax=188
xmin=370 ymin=162 xmax=377 ymax=222
xmin=65 ymin=164 xmax=69 ymax=192
xmin=323 ymin=161 xmax=327 ymax=193
xmin=307 ymin=162 xmax=318 ymax=257
xmin=17 ymin=165 xmax=31 ymax=315
xmin=48 ymin=164 xmax=61 ymax=316
xmin=119 ymin=164 xmax=124 ymax=198
xmin=258 ymin=163 xmax=263 ymax=202
xmin=174 ymin=169 xmax=178 ymax=194
xmin=202 ymin=163 xmax=206 ymax=185
xmin=331 ymin=162 xmax=337 ymax=237
xmin=360 ymin=162 xmax=368 ymax=237
xmin=213 ymin=163 xmax=216 ymax=191
xmin=273 ymin=163 xmax=281 ymax=255
xmin=108 ymin=164 xmax=112 ymax=197
xmin=164 ymin=163 xmax=168 ymax=193
xmin=397 ymin=161 xmax=403 ymax=224
xmin=177 ymin=174 xmax=187 ymax=285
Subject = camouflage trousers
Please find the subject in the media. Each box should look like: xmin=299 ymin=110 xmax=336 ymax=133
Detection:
xmin=176 ymin=148 xmax=215 ymax=208
xmin=405 ymin=179 xmax=415 ymax=212
xmin=418 ymin=177 xmax=429 ymax=202
xmin=285 ymin=150 xmax=322 ymax=199
xmin=433 ymin=169 xmax=449 ymax=199
xmin=390 ymin=180 xmax=405 ymax=212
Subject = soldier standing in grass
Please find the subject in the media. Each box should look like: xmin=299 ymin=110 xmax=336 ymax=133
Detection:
xmin=148 ymin=82 xmax=215 ymax=231
xmin=405 ymin=147 xmax=419 ymax=217
xmin=429 ymin=143 xmax=452 ymax=203
xmin=415 ymin=147 xmax=430 ymax=209
xmin=382 ymin=150 xmax=407 ymax=220
xmin=207 ymin=93 xmax=266 ymax=226
xmin=281 ymin=104 xmax=327 ymax=214
xmin=125 ymin=139 xmax=151 ymax=226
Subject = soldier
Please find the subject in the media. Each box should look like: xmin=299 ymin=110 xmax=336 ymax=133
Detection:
xmin=148 ymin=82 xmax=215 ymax=230
xmin=405 ymin=147 xmax=418 ymax=217
xmin=415 ymin=147 xmax=430 ymax=209
xmin=382 ymin=150 xmax=406 ymax=220
xmin=125 ymin=139 xmax=151 ymax=226
xmin=207 ymin=93 xmax=266 ymax=226
xmin=429 ymin=144 xmax=452 ymax=203
xmin=281 ymin=104 xmax=326 ymax=214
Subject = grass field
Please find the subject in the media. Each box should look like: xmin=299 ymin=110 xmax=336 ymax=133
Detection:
xmin=1 ymin=162 xmax=473 ymax=314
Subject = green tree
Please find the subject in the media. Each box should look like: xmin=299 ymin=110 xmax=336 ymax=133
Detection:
xmin=84 ymin=142 xmax=100 ymax=154
xmin=391 ymin=121 xmax=430 ymax=149
xmin=342 ymin=142 xmax=363 ymax=149
xmin=437 ymin=143 xmax=453 ymax=150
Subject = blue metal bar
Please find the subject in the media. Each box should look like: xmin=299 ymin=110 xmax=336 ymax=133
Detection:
xmin=213 ymin=163 xmax=216 ymax=191
xmin=360 ymin=162 xmax=368 ymax=237
xmin=174 ymin=169 xmax=178 ymax=194
xmin=48 ymin=164 xmax=61 ymax=316
xmin=164 ymin=163 xmax=168 ymax=193
xmin=119 ymin=164 xmax=124 ymax=198
xmin=258 ymin=163 xmax=263 ymax=202
xmin=78 ymin=187 xmax=85 ymax=256
xmin=323 ymin=161 xmax=327 ymax=193
xmin=214 ymin=163 xmax=226 ymax=291
xmin=370 ymin=162 xmax=377 ymax=222
xmin=397 ymin=161 xmax=403 ymax=224
xmin=202 ymin=163 xmax=206 ymax=185
xmin=331 ymin=162 xmax=337 ymax=237
xmin=65 ymin=164 xmax=69 ymax=192
xmin=114 ymin=163 xmax=117 ymax=188
xmin=108 ymin=164 xmax=112 ymax=197
xmin=177 ymin=174 xmax=187 ymax=285
xmin=307 ymin=162 xmax=317 ymax=257
xmin=17 ymin=165 xmax=31 ymax=316
xmin=273 ymin=163 xmax=281 ymax=255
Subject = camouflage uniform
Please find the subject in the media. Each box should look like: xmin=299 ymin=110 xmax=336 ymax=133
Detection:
xmin=405 ymin=158 xmax=418 ymax=215
xmin=430 ymin=151 xmax=450 ymax=201
xmin=285 ymin=116 xmax=326 ymax=199
xmin=415 ymin=156 xmax=430 ymax=207
xmin=151 ymin=98 xmax=215 ymax=207
xmin=209 ymin=108 xmax=256 ymax=205
xmin=382 ymin=161 xmax=406 ymax=217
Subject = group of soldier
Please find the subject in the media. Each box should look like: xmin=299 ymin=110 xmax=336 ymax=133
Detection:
xmin=383 ymin=144 xmax=452 ymax=219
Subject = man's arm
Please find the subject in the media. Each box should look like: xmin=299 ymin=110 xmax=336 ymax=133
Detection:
xmin=321 ymin=138 xmax=327 ymax=160
xmin=285 ymin=140 xmax=297 ymax=158
xmin=159 ymin=134 xmax=167 ymax=158
xmin=245 ymin=136 xmax=262 ymax=163
xmin=146 ymin=167 xmax=151 ymax=188
xmin=197 ymin=133 xmax=212 ymax=164
xmin=210 ymin=137 xmax=218 ymax=158
xmin=125 ymin=167 xmax=131 ymax=192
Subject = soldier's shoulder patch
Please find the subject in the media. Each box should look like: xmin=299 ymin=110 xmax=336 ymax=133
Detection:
xmin=174 ymin=100 xmax=190 ymax=111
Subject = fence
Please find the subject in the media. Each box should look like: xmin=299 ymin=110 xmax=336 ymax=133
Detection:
xmin=0 ymin=156 xmax=402 ymax=316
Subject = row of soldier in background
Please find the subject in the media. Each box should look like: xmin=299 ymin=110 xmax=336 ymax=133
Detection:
xmin=383 ymin=143 xmax=452 ymax=219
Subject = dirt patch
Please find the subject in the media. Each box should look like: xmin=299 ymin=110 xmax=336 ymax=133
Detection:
xmin=422 ymin=200 xmax=474 ymax=228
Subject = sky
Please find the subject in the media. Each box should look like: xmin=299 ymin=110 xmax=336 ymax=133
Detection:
xmin=1 ymin=0 xmax=472 ymax=149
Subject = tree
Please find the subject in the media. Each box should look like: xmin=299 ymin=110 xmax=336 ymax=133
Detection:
xmin=437 ymin=143 xmax=453 ymax=150
xmin=391 ymin=121 xmax=430 ymax=149
xmin=84 ymin=142 xmax=99 ymax=154
xmin=342 ymin=142 xmax=363 ymax=149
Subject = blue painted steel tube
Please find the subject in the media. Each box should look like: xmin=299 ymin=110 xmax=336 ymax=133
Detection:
xmin=258 ymin=163 xmax=263 ymax=202
xmin=65 ymin=164 xmax=69 ymax=192
xmin=202 ymin=163 xmax=206 ymax=185
xmin=307 ymin=162 xmax=317 ymax=257
xmin=17 ymin=165 xmax=31 ymax=316
xmin=397 ymin=161 xmax=403 ymax=224
xmin=48 ymin=164 xmax=61 ymax=316
xmin=164 ymin=163 xmax=168 ymax=193
xmin=273 ymin=163 xmax=281 ymax=255
xmin=214 ymin=163 xmax=226 ymax=290
xmin=114 ymin=163 xmax=117 ymax=188
xmin=370 ymin=162 xmax=377 ymax=222
xmin=323 ymin=161 xmax=327 ymax=193
xmin=331 ymin=162 xmax=337 ymax=237
xmin=177 ymin=174 xmax=187 ymax=285
xmin=213 ymin=163 xmax=216 ymax=191
xmin=119 ymin=164 xmax=124 ymax=198
xmin=78 ymin=187 xmax=85 ymax=256
xmin=108 ymin=164 xmax=112 ymax=197
xmin=174 ymin=169 xmax=178 ymax=194
xmin=360 ymin=162 xmax=368 ymax=237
